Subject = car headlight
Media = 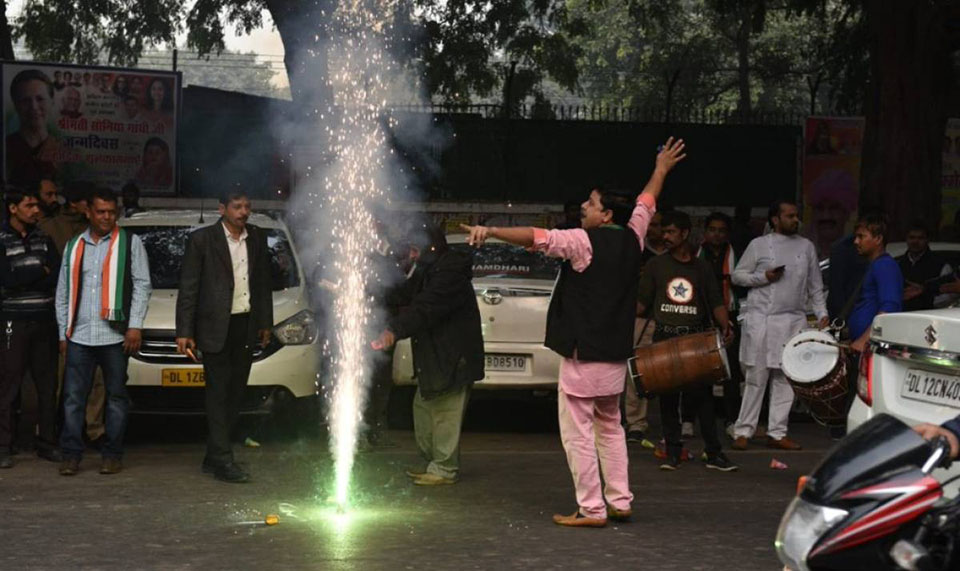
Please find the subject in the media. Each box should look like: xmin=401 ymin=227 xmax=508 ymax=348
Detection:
xmin=775 ymin=496 xmax=848 ymax=571
xmin=272 ymin=310 xmax=317 ymax=345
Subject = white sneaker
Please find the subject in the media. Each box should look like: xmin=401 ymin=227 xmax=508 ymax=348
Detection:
xmin=681 ymin=422 xmax=695 ymax=438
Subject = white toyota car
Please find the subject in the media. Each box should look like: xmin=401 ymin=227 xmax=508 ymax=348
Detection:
xmin=392 ymin=236 xmax=562 ymax=391
xmin=119 ymin=211 xmax=320 ymax=420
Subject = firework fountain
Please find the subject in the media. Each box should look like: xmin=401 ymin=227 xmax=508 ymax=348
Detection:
xmin=319 ymin=0 xmax=406 ymax=512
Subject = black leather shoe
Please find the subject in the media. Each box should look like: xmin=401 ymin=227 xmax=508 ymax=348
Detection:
xmin=213 ymin=462 xmax=250 ymax=483
xmin=37 ymin=448 xmax=63 ymax=463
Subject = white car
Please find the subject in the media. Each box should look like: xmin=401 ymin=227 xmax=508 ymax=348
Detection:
xmin=120 ymin=211 xmax=320 ymax=419
xmin=847 ymin=309 xmax=960 ymax=495
xmin=392 ymin=236 xmax=562 ymax=391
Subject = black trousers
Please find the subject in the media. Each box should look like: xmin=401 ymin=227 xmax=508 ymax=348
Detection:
xmin=0 ymin=319 xmax=59 ymax=453
xmin=654 ymin=330 xmax=722 ymax=458
xmin=203 ymin=314 xmax=253 ymax=465
xmin=363 ymin=347 xmax=394 ymax=439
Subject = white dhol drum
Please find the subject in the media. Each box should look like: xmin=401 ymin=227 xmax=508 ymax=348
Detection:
xmin=781 ymin=329 xmax=849 ymax=426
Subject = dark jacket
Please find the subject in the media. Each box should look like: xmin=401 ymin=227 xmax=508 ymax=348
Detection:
xmin=0 ymin=222 xmax=60 ymax=321
xmin=897 ymin=249 xmax=947 ymax=312
xmin=391 ymin=249 xmax=484 ymax=400
xmin=38 ymin=206 xmax=87 ymax=254
xmin=175 ymin=219 xmax=274 ymax=353
xmin=827 ymin=233 xmax=868 ymax=320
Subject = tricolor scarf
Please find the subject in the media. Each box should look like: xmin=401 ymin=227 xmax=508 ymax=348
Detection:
xmin=697 ymin=243 xmax=738 ymax=312
xmin=63 ymin=226 xmax=129 ymax=338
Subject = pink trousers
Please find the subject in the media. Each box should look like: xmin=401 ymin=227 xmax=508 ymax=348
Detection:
xmin=558 ymin=388 xmax=633 ymax=519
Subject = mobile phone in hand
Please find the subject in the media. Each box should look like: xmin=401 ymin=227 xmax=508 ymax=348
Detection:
xmin=773 ymin=265 xmax=786 ymax=273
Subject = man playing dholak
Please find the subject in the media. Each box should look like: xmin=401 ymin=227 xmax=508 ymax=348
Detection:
xmin=461 ymin=137 xmax=686 ymax=528
xmin=731 ymin=200 xmax=828 ymax=451
xmin=636 ymin=210 xmax=736 ymax=472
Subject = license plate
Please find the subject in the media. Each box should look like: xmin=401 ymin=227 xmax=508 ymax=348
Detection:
xmin=485 ymin=354 xmax=527 ymax=372
xmin=902 ymin=369 xmax=960 ymax=409
xmin=161 ymin=368 xmax=206 ymax=387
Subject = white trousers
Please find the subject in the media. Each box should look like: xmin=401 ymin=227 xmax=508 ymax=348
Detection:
xmin=734 ymin=365 xmax=793 ymax=440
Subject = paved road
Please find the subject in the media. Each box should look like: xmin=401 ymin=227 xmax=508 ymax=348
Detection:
xmin=1 ymin=399 xmax=831 ymax=570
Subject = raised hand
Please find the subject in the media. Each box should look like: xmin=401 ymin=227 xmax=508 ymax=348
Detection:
xmin=656 ymin=137 xmax=687 ymax=173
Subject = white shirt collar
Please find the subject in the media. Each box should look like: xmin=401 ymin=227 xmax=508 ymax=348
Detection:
xmin=222 ymin=221 xmax=248 ymax=242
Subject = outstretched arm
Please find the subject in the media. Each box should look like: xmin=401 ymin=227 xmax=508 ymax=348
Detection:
xmin=461 ymin=225 xmax=534 ymax=248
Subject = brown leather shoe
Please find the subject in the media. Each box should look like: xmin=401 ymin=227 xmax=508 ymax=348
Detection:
xmin=767 ymin=436 xmax=802 ymax=451
xmin=731 ymin=436 xmax=749 ymax=450
xmin=59 ymin=458 xmax=80 ymax=476
xmin=99 ymin=457 xmax=123 ymax=475
xmin=405 ymin=469 xmax=428 ymax=479
xmin=606 ymin=506 xmax=632 ymax=522
xmin=553 ymin=511 xmax=607 ymax=528
xmin=412 ymin=473 xmax=457 ymax=486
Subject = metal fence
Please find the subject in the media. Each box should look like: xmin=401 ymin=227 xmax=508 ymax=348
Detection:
xmin=388 ymin=103 xmax=807 ymax=126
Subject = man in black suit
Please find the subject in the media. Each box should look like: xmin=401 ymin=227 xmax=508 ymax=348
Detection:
xmin=175 ymin=191 xmax=273 ymax=483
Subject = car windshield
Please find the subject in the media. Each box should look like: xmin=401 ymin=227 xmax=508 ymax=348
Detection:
xmin=450 ymin=242 xmax=560 ymax=281
xmin=126 ymin=226 xmax=301 ymax=290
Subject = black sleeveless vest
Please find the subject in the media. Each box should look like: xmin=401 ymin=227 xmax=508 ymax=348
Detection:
xmin=544 ymin=226 xmax=642 ymax=362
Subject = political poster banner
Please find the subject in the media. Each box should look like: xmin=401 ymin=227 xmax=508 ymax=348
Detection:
xmin=940 ymin=118 xmax=960 ymax=236
xmin=2 ymin=62 xmax=180 ymax=195
xmin=802 ymin=116 xmax=865 ymax=258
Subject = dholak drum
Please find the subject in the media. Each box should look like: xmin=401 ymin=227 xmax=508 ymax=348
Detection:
xmin=629 ymin=330 xmax=731 ymax=395
xmin=781 ymin=330 xmax=849 ymax=426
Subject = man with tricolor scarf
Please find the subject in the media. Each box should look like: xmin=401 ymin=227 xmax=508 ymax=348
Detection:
xmin=54 ymin=187 xmax=151 ymax=476
xmin=696 ymin=212 xmax=743 ymax=435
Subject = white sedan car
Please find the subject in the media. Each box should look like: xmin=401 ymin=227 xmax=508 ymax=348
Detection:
xmin=848 ymin=309 xmax=960 ymax=494
xmin=393 ymin=236 xmax=562 ymax=391
xmin=120 ymin=211 xmax=321 ymax=419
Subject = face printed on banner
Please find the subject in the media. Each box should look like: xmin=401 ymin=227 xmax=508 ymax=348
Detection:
xmin=62 ymin=88 xmax=82 ymax=113
xmin=123 ymin=96 xmax=140 ymax=119
xmin=580 ymin=190 xmax=613 ymax=230
xmin=144 ymin=141 xmax=166 ymax=167
xmin=149 ymin=80 xmax=165 ymax=109
xmin=88 ymin=197 xmax=118 ymax=237
xmin=13 ymin=79 xmax=53 ymax=130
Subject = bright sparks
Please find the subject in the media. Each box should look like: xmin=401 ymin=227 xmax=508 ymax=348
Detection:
xmin=323 ymin=0 xmax=399 ymax=510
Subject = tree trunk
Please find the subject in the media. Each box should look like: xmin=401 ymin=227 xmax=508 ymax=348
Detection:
xmin=860 ymin=2 xmax=953 ymax=240
xmin=0 ymin=1 xmax=15 ymax=61
xmin=265 ymin=0 xmax=335 ymax=123
xmin=735 ymin=8 xmax=751 ymax=117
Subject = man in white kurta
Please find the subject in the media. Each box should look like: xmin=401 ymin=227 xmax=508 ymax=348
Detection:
xmin=730 ymin=201 xmax=827 ymax=450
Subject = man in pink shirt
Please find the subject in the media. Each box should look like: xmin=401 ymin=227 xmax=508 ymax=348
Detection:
xmin=461 ymin=138 xmax=686 ymax=527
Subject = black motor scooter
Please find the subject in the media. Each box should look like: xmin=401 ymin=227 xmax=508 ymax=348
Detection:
xmin=775 ymin=413 xmax=960 ymax=571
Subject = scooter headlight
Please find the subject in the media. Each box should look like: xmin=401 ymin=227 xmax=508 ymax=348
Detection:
xmin=775 ymin=496 xmax=848 ymax=571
